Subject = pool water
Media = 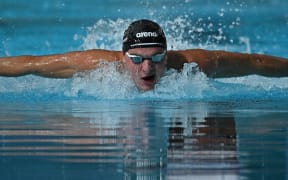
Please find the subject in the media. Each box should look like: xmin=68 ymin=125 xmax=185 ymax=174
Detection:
xmin=1 ymin=0 xmax=288 ymax=179
xmin=0 ymin=100 xmax=287 ymax=179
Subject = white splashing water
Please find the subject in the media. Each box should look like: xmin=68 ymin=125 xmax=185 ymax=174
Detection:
xmin=77 ymin=19 xmax=129 ymax=51
xmin=63 ymin=62 xmax=210 ymax=100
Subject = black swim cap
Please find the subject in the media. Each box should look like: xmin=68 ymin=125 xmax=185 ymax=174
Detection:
xmin=122 ymin=19 xmax=167 ymax=53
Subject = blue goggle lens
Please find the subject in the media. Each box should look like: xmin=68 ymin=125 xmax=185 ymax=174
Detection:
xmin=126 ymin=51 xmax=166 ymax=64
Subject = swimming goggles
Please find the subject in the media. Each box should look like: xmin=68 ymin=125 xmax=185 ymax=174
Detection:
xmin=126 ymin=51 xmax=166 ymax=64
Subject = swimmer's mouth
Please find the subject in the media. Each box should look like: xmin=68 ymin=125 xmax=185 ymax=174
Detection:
xmin=142 ymin=75 xmax=155 ymax=82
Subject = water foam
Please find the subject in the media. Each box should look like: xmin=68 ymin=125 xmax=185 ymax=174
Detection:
xmin=67 ymin=61 xmax=138 ymax=99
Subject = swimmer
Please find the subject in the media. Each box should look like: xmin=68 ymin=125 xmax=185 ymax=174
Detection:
xmin=0 ymin=19 xmax=287 ymax=91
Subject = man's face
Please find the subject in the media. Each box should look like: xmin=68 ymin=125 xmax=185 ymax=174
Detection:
xmin=123 ymin=47 xmax=167 ymax=91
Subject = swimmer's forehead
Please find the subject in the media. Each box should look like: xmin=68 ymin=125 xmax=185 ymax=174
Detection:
xmin=127 ymin=47 xmax=166 ymax=55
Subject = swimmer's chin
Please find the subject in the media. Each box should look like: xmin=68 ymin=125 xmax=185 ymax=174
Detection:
xmin=136 ymin=77 xmax=157 ymax=91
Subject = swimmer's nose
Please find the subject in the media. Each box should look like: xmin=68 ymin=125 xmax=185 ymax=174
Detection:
xmin=141 ymin=59 xmax=154 ymax=72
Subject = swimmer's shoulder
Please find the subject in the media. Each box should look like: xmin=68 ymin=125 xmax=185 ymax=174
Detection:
xmin=167 ymin=49 xmax=209 ymax=70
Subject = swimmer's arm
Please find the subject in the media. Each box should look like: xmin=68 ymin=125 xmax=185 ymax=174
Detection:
xmin=0 ymin=49 xmax=122 ymax=78
xmin=168 ymin=49 xmax=288 ymax=78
